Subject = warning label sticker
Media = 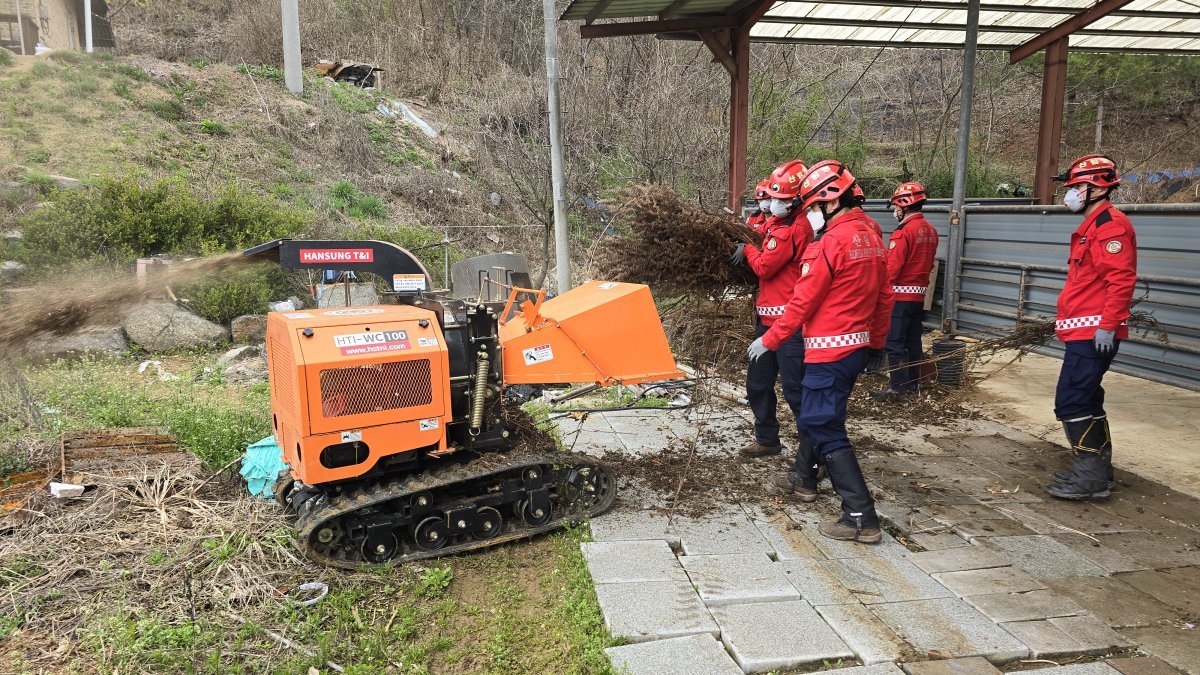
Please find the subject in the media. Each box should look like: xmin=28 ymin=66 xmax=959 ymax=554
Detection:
xmin=334 ymin=329 xmax=410 ymax=356
xmin=340 ymin=430 xmax=363 ymax=443
xmin=393 ymin=274 xmax=427 ymax=292
xmin=417 ymin=337 xmax=439 ymax=347
xmin=522 ymin=344 xmax=554 ymax=365
xmin=324 ymin=308 xmax=385 ymax=316
xmin=282 ymin=312 xmax=314 ymax=319
xmin=597 ymin=282 xmax=620 ymax=290
xmin=299 ymin=248 xmax=374 ymax=264
xmin=419 ymin=418 xmax=439 ymax=431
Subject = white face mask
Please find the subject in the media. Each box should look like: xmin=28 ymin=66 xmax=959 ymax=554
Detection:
xmin=893 ymin=208 xmax=904 ymax=223
xmin=807 ymin=207 xmax=826 ymax=234
xmin=769 ymin=198 xmax=792 ymax=218
xmin=1063 ymin=187 xmax=1087 ymax=213
xmin=758 ymin=199 xmax=771 ymax=212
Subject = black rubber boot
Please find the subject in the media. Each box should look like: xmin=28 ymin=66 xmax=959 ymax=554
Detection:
xmin=1054 ymin=418 xmax=1115 ymax=489
xmin=818 ymin=447 xmax=882 ymax=543
xmin=1047 ymin=418 xmax=1112 ymax=500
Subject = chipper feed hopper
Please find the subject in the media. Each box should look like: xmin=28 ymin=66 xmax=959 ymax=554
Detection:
xmin=244 ymin=239 xmax=683 ymax=567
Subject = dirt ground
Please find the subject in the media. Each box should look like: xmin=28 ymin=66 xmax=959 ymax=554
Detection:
xmin=968 ymin=350 xmax=1200 ymax=499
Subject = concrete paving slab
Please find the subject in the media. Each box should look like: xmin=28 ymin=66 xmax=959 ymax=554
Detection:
xmin=963 ymin=589 xmax=1084 ymax=623
xmin=1022 ymin=664 xmax=1122 ymax=675
xmin=910 ymin=532 xmax=973 ymax=550
xmin=871 ymin=598 xmax=1030 ymax=663
xmin=750 ymin=517 xmax=826 ymax=561
xmin=1001 ymin=620 xmax=1089 ymax=659
xmin=977 ymin=535 xmax=1109 ymax=579
xmin=604 ymin=633 xmax=742 ymax=675
xmin=1015 ymin=500 xmax=1142 ymax=535
xmin=817 ymin=602 xmax=911 ymax=665
xmin=1083 ymin=532 xmax=1200 ymax=570
xmin=908 ymin=546 xmax=1010 ymax=575
xmin=1119 ymin=625 xmax=1200 ymax=675
xmin=802 ymin=520 xmax=912 ymax=559
xmin=589 ymin=509 xmax=680 ymax=546
xmin=581 ymin=540 xmax=688 ymax=584
xmin=1049 ymin=534 xmax=1150 ymax=574
xmin=1106 ymin=655 xmax=1187 ymax=675
xmin=712 ymin=600 xmax=853 ymax=673
xmin=952 ymin=517 xmax=1039 ymax=540
xmin=932 ymin=566 xmax=1048 ymax=596
xmin=593 ymin=580 xmax=718 ymax=643
xmin=779 ymin=558 xmax=859 ymax=605
xmin=1049 ymin=615 xmax=1135 ymax=652
xmin=1043 ymin=576 xmax=1175 ymax=628
xmin=901 ymin=656 xmax=1002 ymax=674
xmin=675 ymin=511 xmax=775 ymax=556
xmin=1118 ymin=566 xmax=1200 ymax=618
xmin=837 ymin=664 xmax=906 ymax=675
xmin=680 ymin=552 xmax=800 ymax=607
xmin=824 ymin=556 xmax=956 ymax=604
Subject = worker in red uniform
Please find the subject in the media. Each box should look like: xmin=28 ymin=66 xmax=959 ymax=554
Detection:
xmin=749 ymin=160 xmax=893 ymax=543
xmin=747 ymin=179 xmax=771 ymax=234
xmin=1047 ymin=154 xmax=1136 ymax=501
xmin=875 ymin=181 xmax=938 ymax=397
xmin=729 ymin=160 xmax=812 ymax=458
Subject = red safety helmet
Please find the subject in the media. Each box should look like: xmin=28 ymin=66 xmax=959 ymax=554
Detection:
xmin=754 ymin=178 xmax=771 ymax=200
xmin=799 ymin=160 xmax=859 ymax=211
xmin=1054 ymin=154 xmax=1120 ymax=189
xmin=765 ymin=160 xmax=808 ymax=199
xmin=889 ymin=181 xmax=927 ymax=209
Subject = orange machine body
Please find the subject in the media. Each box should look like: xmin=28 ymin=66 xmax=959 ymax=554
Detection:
xmin=499 ymin=281 xmax=684 ymax=385
xmin=267 ymin=305 xmax=451 ymax=486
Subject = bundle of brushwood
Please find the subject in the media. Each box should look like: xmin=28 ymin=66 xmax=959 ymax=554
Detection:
xmin=660 ymin=295 xmax=757 ymax=380
xmin=594 ymin=184 xmax=759 ymax=296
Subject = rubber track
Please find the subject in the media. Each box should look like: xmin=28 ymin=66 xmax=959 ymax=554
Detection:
xmin=295 ymin=449 xmax=617 ymax=569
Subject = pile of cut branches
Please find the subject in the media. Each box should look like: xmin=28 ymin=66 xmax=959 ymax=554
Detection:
xmin=593 ymin=184 xmax=758 ymax=296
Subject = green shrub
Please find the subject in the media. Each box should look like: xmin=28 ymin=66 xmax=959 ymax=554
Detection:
xmin=17 ymin=170 xmax=58 ymax=195
xmin=17 ymin=177 xmax=308 ymax=271
xmin=29 ymin=62 xmax=55 ymax=79
xmin=329 ymin=180 xmax=387 ymax=220
xmin=0 ymin=48 xmax=13 ymax=67
xmin=197 ymin=119 xmax=228 ymax=136
xmin=144 ymin=99 xmax=185 ymax=121
xmin=180 ymin=265 xmax=292 ymax=325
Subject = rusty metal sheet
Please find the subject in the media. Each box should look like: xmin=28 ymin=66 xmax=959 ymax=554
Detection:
xmin=0 ymin=469 xmax=50 ymax=529
xmin=61 ymin=427 xmax=195 ymax=484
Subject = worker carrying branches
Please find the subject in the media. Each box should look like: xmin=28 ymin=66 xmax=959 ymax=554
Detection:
xmin=729 ymin=161 xmax=813 ymax=460
xmin=1046 ymin=154 xmax=1137 ymax=501
xmin=874 ymin=181 xmax=939 ymax=398
xmin=749 ymin=160 xmax=894 ymax=544
xmin=747 ymin=179 xmax=771 ymax=235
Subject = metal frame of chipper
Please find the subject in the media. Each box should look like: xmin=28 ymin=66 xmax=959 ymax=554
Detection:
xmin=244 ymin=239 xmax=683 ymax=567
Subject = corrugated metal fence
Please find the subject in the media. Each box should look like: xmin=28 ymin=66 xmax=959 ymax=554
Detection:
xmin=866 ymin=202 xmax=1200 ymax=391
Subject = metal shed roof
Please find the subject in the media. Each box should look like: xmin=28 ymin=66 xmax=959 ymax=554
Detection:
xmin=562 ymin=0 xmax=1200 ymax=54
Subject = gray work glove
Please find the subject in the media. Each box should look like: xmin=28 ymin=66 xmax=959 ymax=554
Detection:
xmin=728 ymin=243 xmax=746 ymax=267
xmin=747 ymin=336 xmax=771 ymax=362
xmin=1093 ymin=328 xmax=1116 ymax=355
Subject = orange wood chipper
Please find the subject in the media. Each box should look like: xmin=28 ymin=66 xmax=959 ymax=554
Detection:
xmin=244 ymin=239 xmax=683 ymax=567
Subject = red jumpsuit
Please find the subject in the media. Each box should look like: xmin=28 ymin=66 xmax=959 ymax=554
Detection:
xmin=883 ymin=213 xmax=938 ymax=391
xmin=762 ymin=210 xmax=893 ymax=361
xmin=747 ymin=211 xmax=768 ymax=235
xmin=745 ymin=213 xmax=812 ymax=325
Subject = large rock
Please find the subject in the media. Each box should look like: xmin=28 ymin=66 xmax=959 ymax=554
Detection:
xmin=222 ymin=354 xmax=268 ymax=384
xmin=27 ymin=326 xmax=127 ymax=363
xmin=230 ymin=314 xmax=267 ymax=344
xmin=122 ymin=302 xmax=229 ymax=352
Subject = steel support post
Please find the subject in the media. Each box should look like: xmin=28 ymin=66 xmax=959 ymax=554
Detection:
xmin=944 ymin=0 xmax=979 ymax=334
xmin=1034 ymin=37 xmax=1069 ymax=204
xmin=544 ymin=0 xmax=572 ymax=293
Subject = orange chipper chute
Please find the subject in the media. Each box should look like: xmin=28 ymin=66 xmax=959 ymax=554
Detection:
xmin=499 ymin=281 xmax=684 ymax=386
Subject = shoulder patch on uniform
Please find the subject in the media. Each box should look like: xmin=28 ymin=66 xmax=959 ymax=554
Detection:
xmin=766 ymin=237 xmax=777 ymax=250
xmin=801 ymin=262 xmax=810 ymax=275
xmin=1106 ymin=240 xmax=1123 ymax=254
xmin=889 ymin=240 xmax=897 ymax=249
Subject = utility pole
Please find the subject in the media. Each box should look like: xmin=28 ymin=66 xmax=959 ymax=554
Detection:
xmin=83 ymin=0 xmax=93 ymax=52
xmin=542 ymin=0 xmax=571 ymax=294
xmin=281 ymin=0 xmax=304 ymax=95
xmin=15 ymin=0 xmax=26 ymax=55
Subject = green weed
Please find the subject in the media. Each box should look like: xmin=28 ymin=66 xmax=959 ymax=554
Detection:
xmin=417 ymin=565 xmax=453 ymax=597
xmin=0 ymin=449 xmax=31 ymax=479
xmin=188 ymin=57 xmax=210 ymax=69
xmin=17 ymin=170 xmax=58 ymax=195
xmin=197 ymin=119 xmax=229 ymax=136
xmin=329 ymin=180 xmax=387 ymax=220
xmin=328 ymin=84 xmax=376 ymax=114
xmin=80 ymin=611 xmax=222 ymax=673
xmin=24 ymin=148 xmax=50 ymax=164
xmin=0 ymin=47 xmax=12 ymax=67
xmin=29 ymin=62 xmax=55 ymax=79
xmin=236 ymin=63 xmax=283 ymax=81
xmin=144 ymin=98 xmax=186 ymax=121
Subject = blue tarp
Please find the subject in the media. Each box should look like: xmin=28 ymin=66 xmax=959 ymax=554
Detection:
xmin=240 ymin=436 xmax=288 ymax=500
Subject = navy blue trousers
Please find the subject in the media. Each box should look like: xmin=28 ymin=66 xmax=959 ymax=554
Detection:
xmin=746 ymin=320 xmax=805 ymax=446
xmin=886 ymin=301 xmax=924 ymax=392
xmin=1054 ymin=339 xmax=1120 ymax=421
xmin=799 ymin=348 xmax=867 ymax=457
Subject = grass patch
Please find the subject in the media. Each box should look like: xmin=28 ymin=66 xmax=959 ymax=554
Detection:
xmin=0 ymin=48 xmax=12 ymax=67
xmin=24 ymin=356 xmax=271 ymax=468
xmin=144 ymin=98 xmax=186 ymax=121
xmin=329 ymin=179 xmax=387 ymax=220
xmin=236 ymin=63 xmax=283 ymax=81
xmin=197 ymin=119 xmax=229 ymax=136
xmin=328 ymin=83 xmax=376 ymax=114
